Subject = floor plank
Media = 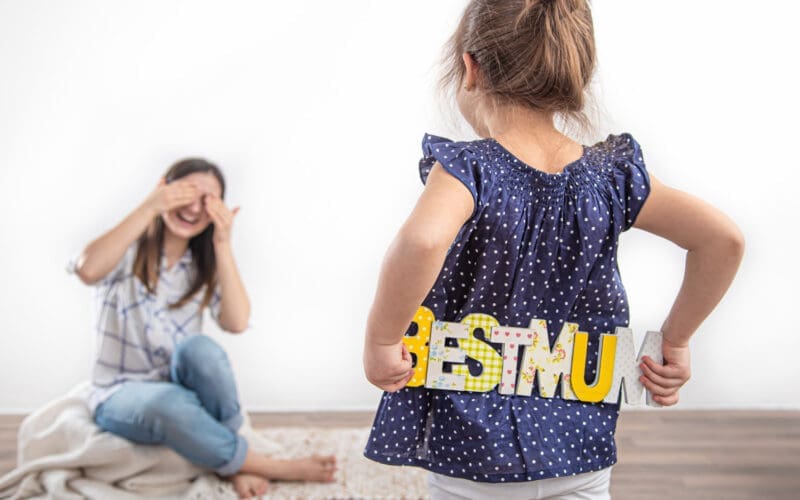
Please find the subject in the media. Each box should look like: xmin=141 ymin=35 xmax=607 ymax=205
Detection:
xmin=0 ymin=409 xmax=797 ymax=499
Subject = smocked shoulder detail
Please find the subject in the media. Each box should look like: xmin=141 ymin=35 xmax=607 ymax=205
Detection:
xmin=419 ymin=132 xmax=649 ymax=213
xmin=477 ymin=135 xmax=620 ymax=204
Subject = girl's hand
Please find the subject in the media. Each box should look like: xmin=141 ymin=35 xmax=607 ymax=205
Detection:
xmin=204 ymin=193 xmax=240 ymax=245
xmin=146 ymin=177 xmax=200 ymax=215
xmin=639 ymin=337 xmax=692 ymax=406
xmin=363 ymin=340 xmax=415 ymax=392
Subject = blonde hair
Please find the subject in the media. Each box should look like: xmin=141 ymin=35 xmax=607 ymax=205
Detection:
xmin=439 ymin=0 xmax=598 ymax=137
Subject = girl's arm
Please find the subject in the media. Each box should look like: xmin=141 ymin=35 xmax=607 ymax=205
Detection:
xmin=204 ymin=194 xmax=250 ymax=333
xmin=364 ymin=162 xmax=473 ymax=392
xmin=74 ymin=179 xmax=199 ymax=285
xmin=633 ymin=174 xmax=745 ymax=405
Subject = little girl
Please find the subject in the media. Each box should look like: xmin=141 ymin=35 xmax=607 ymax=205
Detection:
xmin=362 ymin=1 xmax=744 ymax=498
xmin=70 ymin=159 xmax=336 ymax=499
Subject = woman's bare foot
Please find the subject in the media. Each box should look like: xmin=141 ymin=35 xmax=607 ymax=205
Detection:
xmin=239 ymin=451 xmax=338 ymax=482
xmin=273 ymin=455 xmax=338 ymax=482
xmin=230 ymin=472 xmax=269 ymax=499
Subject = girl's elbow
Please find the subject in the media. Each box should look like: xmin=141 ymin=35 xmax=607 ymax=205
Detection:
xmin=725 ymin=225 xmax=746 ymax=258
xmin=720 ymin=222 xmax=745 ymax=257
xmin=734 ymin=231 xmax=746 ymax=254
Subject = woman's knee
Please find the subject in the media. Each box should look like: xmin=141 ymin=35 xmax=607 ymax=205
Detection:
xmin=96 ymin=383 xmax=200 ymax=443
xmin=174 ymin=335 xmax=227 ymax=367
xmin=171 ymin=334 xmax=230 ymax=381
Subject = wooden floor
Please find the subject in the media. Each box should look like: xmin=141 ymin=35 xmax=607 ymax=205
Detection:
xmin=1 ymin=410 xmax=798 ymax=499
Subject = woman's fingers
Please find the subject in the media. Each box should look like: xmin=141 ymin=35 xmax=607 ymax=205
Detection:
xmin=205 ymin=195 xmax=234 ymax=223
xmin=163 ymin=182 xmax=199 ymax=210
xmin=208 ymin=202 xmax=231 ymax=229
xmin=206 ymin=204 xmax=223 ymax=226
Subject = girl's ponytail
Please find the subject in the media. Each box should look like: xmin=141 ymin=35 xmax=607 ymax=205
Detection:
xmin=440 ymin=0 xmax=596 ymax=135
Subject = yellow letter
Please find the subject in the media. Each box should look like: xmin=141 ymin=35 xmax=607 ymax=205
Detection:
xmin=570 ymin=332 xmax=617 ymax=403
xmin=402 ymin=306 xmax=434 ymax=387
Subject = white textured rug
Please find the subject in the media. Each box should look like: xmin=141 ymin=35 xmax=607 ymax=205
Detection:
xmin=0 ymin=383 xmax=428 ymax=500
xmin=0 ymin=382 xmax=429 ymax=500
xmin=251 ymin=427 xmax=429 ymax=500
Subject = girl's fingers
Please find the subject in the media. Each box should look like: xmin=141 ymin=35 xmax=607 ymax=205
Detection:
xmin=639 ymin=375 xmax=673 ymax=397
xmin=394 ymin=369 xmax=415 ymax=386
xmin=232 ymin=206 xmax=241 ymax=216
xmin=654 ymin=393 xmax=679 ymax=406
xmin=639 ymin=361 xmax=683 ymax=388
xmin=384 ymin=371 xmax=414 ymax=392
xmin=642 ymin=356 xmax=688 ymax=380
xmin=401 ymin=369 xmax=415 ymax=384
xmin=401 ymin=343 xmax=411 ymax=362
xmin=378 ymin=366 xmax=416 ymax=392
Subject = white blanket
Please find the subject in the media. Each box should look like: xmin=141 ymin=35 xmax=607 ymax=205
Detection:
xmin=0 ymin=381 xmax=283 ymax=499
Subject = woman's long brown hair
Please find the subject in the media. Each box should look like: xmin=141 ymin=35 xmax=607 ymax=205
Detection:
xmin=133 ymin=158 xmax=226 ymax=311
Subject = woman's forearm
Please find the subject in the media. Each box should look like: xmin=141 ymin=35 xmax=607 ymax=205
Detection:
xmin=75 ymin=200 xmax=156 ymax=284
xmin=660 ymin=235 xmax=745 ymax=346
xmin=366 ymin=230 xmax=450 ymax=346
xmin=214 ymin=241 xmax=250 ymax=333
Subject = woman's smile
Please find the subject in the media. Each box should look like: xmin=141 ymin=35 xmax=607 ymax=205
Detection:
xmin=176 ymin=209 xmax=201 ymax=226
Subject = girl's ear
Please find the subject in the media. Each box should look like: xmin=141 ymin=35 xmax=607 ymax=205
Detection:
xmin=158 ymin=176 xmax=166 ymax=187
xmin=462 ymin=52 xmax=479 ymax=91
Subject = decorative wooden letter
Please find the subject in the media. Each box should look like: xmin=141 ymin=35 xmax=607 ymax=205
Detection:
xmin=424 ymin=320 xmax=470 ymax=390
xmin=516 ymin=320 xmax=578 ymax=400
xmin=451 ymin=314 xmax=503 ymax=392
xmin=602 ymin=329 xmax=663 ymax=407
xmin=402 ymin=306 xmax=435 ymax=387
xmin=570 ymin=332 xmax=618 ymax=403
xmin=489 ymin=325 xmax=535 ymax=395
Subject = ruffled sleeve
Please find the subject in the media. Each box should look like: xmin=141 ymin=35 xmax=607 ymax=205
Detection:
xmin=610 ymin=133 xmax=652 ymax=232
xmin=419 ymin=133 xmax=487 ymax=218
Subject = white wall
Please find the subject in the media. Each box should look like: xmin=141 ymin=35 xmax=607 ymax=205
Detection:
xmin=0 ymin=0 xmax=797 ymax=412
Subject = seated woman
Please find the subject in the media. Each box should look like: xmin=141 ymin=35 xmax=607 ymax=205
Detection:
xmin=70 ymin=158 xmax=337 ymax=498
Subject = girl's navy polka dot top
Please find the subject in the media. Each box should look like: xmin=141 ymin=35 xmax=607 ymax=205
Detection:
xmin=364 ymin=132 xmax=652 ymax=483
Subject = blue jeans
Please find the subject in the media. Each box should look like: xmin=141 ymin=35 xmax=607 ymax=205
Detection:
xmin=94 ymin=334 xmax=248 ymax=476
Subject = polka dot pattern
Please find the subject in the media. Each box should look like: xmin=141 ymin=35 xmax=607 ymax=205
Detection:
xmin=363 ymin=132 xmax=652 ymax=483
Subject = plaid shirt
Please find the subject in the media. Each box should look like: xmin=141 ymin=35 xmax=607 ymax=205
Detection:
xmin=68 ymin=243 xmax=221 ymax=414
